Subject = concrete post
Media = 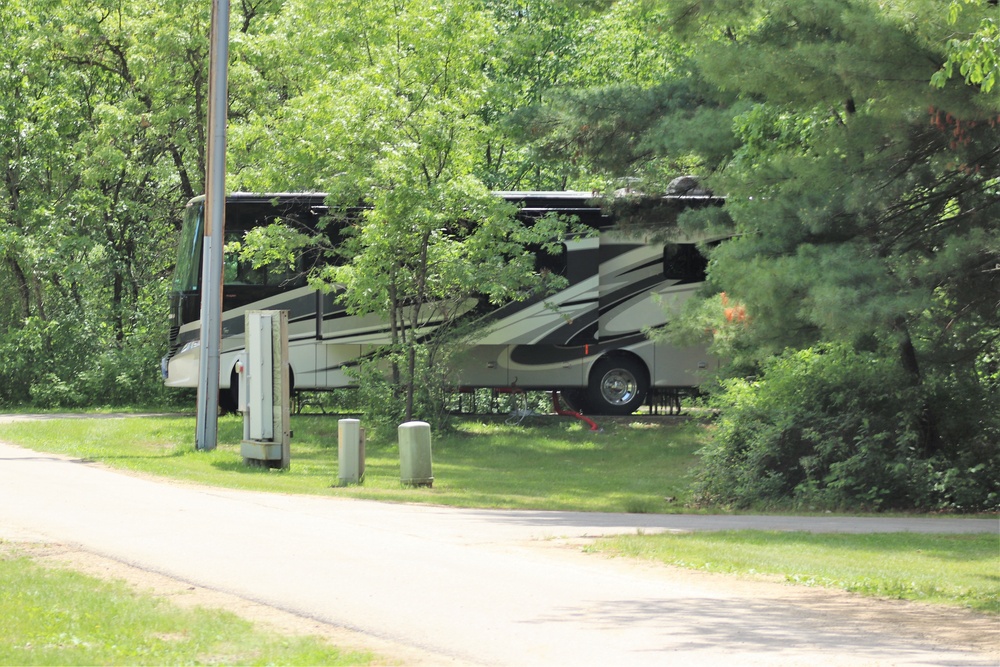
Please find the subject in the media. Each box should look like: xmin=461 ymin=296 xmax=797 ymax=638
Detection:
xmin=398 ymin=421 xmax=433 ymax=487
xmin=338 ymin=419 xmax=365 ymax=485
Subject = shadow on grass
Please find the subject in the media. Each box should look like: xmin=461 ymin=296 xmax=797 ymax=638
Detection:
xmin=99 ymin=450 xmax=190 ymax=462
xmin=1 ymin=449 xmax=191 ymax=464
xmin=210 ymin=460 xmax=280 ymax=474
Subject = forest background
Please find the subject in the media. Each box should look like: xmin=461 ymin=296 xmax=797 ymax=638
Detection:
xmin=0 ymin=0 xmax=997 ymax=511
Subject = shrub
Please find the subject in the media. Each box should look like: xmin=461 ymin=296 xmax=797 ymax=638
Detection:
xmin=696 ymin=343 xmax=999 ymax=512
xmin=347 ymin=342 xmax=459 ymax=432
xmin=1 ymin=317 xmax=174 ymax=409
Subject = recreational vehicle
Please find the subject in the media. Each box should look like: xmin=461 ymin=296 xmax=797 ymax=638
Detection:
xmin=162 ymin=191 xmax=716 ymax=415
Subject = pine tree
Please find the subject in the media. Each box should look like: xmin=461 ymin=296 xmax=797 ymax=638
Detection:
xmin=526 ymin=0 xmax=1000 ymax=506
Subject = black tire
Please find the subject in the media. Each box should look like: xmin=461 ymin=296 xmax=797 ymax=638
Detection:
xmin=222 ymin=364 xmax=295 ymax=416
xmin=586 ymin=356 xmax=648 ymax=416
xmin=559 ymin=389 xmax=590 ymax=414
xmin=219 ymin=370 xmax=240 ymax=415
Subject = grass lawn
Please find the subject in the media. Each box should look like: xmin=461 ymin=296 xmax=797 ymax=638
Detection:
xmin=0 ymin=413 xmax=704 ymax=513
xmin=0 ymin=545 xmax=373 ymax=666
xmin=590 ymin=530 xmax=1000 ymax=614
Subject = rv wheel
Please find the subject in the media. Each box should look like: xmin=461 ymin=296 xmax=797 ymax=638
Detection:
xmin=219 ymin=370 xmax=240 ymax=415
xmin=586 ymin=356 xmax=648 ymax=416
xmin=221 ymin=365 xmax=295 ymax=415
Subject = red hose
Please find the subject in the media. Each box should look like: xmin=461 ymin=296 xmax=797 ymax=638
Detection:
xmin=551 ymin=392 xmax=601 ymax=431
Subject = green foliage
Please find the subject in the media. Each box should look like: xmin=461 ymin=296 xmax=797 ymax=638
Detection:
xmin=518 ymin=0 xmax=1000 ymax=510
xmin=932 ymin=1 xmax=1000 ymax=93
xmin=696 ymin=344 xmax=1000 ymax=512
xmin=0 ymin=304 xmax=177 ymax=409
xmin=319 ymin=179 xmax=574 ymax=426
xmin=229 ymin=223 xmax=315 ymax=273
xmin=0 ymin=0 xmax=198 ymax=408
xmin=0 ymin=0 xmax=296 ymax=410
xmin=483 ymin=0 xmax=689 ymax=188
xmin=232 ymin=0 xmax=598 ymax=426
xmin=343 ymin=344 xmax=459 ymax=432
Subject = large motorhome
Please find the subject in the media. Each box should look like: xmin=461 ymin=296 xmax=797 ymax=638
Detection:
xmin=162 ymin=191 xmax=717 ymax=415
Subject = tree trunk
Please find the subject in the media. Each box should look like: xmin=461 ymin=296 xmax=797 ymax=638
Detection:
xmin=402 ymin=231 xmax=433 ymax=422
xmin=5 ymin=255 xmax=31 ymax=320
xmin=113 ymin=271 xmax=125 ymax=345
xmin=896 ymin=320 xmax=941 ymax=455
xmin=405 ymin=343 xmax=416 ymax=422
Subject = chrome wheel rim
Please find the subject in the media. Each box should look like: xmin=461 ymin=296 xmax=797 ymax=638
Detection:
xmin=600 ymin=369 xmax=638 ymax=406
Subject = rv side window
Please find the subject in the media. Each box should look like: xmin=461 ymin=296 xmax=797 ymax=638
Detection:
xmin=663 ymin=244 xmax=708 ymax=283
xmin=224 ymin=229 xmax=306 ymax=287
xmin=317 ymin=212 xmax=355 ymax=267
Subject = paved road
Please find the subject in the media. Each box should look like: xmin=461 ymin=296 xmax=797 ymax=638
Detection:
xmin=0 ymin=438 xmax=996 ymax=666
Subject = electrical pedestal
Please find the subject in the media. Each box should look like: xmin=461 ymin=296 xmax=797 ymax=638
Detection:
xmin=239 ymin=310 xmax=290 ymax=469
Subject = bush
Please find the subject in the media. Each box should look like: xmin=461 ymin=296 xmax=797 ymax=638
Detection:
xmin=347 ymin=342 xmax=459 ymax=432
xmin=696 ymin=343 xmax=999 ymax=512
xmin=1 ymin=317 xmax=174 ymax=410
xmin=1 ymin=318 xmax=90 ymax=407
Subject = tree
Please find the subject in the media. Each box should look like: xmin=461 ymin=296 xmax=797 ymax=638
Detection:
xmin=233 ymin=0 xmax=584 ymax=425
xmin=480 ymin=0 xmax=684 ymax=189
xmin=0 ymin=0 xmax=670 ymax=411
xmin=523 ymin=0 xmax=1000 ymax=509
xmin=932 ymin=0 xmax=1000 ymax=93
xmin=0 ymin=0 xmax=282 ymax=407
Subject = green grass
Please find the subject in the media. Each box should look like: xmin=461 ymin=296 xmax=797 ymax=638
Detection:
xmin=590 ymin=530 xmax=1000 ymax=613
xmin=0 ymin=546 xmax=373 ymax=666
xmin=0 ymin=414 xmax=704 ymax=513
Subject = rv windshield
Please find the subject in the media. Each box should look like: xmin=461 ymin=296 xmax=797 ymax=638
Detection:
xmin=172 ymin=200 xmax=204 ymax=293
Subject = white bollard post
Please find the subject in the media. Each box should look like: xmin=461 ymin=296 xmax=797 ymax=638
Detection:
xmin=338 ymin=418 xmax=365 ymax=485
xmin=398 ymin=421 xmax=433 ymax=487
